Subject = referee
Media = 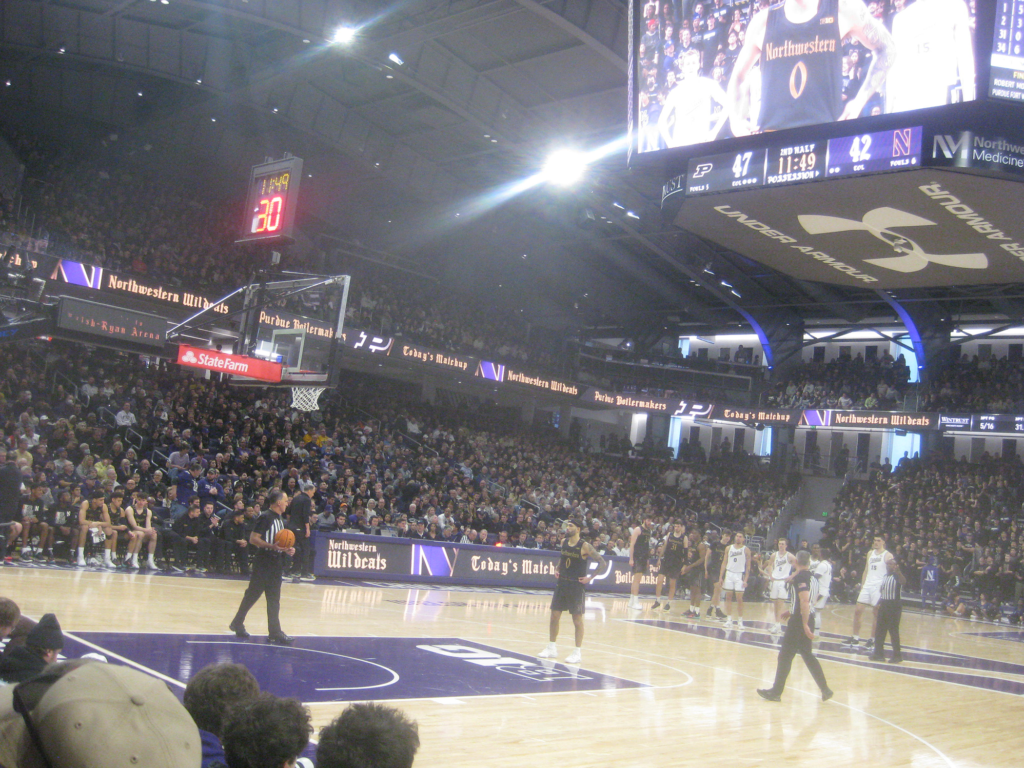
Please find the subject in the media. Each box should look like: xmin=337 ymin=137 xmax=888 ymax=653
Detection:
xmin=869 ymin=558 xmax=905 ymax=663
xmin=757 ymin=550 xmax=833 ymax=703
xmin=229 ymin=489 xmax=295 ymax=645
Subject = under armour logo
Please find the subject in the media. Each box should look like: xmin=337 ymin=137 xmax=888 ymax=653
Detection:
xmin=798 ymin=207 xmax=987 ymax=273
xmin=182 ymin=350 xmax=198 ymax=363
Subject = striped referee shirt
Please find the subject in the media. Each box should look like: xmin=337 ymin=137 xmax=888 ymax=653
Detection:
xmin=879 ymin=572 xmax=901 ymax=601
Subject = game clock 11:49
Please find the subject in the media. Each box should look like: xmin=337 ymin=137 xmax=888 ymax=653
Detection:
xmin=236 ymin=156 xmax=303 ymax=244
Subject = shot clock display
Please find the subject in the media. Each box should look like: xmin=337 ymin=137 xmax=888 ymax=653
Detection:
xmin=236 ymin=156 xmax=303 ymax=244
xmin=685 ymin=127 xmax=922 ymax=196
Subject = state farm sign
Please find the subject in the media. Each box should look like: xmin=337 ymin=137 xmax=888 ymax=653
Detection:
xmin=176 ymin=345 xmax=282 ymax=383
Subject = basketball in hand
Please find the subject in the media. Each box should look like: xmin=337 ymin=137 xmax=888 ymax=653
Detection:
xmin=275 ymin=529 xmax=296 ymax=549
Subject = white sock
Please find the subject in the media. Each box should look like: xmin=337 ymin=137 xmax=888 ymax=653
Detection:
xmin=77 ymin=547 xmax=85 ymax=559
xmin=147 ymin=554 xmax=157 ymax=567
xmin=104 ymin=550 xmax=113 ymax=565
xmin=131 ymin=553 xmax=139 ymax=567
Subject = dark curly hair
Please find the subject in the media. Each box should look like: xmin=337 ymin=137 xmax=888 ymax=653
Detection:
xmin=183 ymin=663 xmax=260 ymax=737
xmin=221 ymin=693 xmax=312 ymax=768
xmin=316 ymin=703 xmax=420 ymax=768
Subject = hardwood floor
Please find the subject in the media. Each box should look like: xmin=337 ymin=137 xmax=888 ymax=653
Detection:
xmin=4 ymin=566 xmax=1022 ymax=767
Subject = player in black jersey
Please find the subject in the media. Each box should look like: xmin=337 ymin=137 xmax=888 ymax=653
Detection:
xmin=654 ymin=521 xmax=687 ymax=612
xmin=538 ymin=517 xmax=608 ymax=665
xmin=680 ymin=532 xmax=708 ymax=619
xmin=627 ymin=517 xmax=654 ymax=610
xmin=705 ymin=530 xmax=731 ymax=620
xmin=727 ymin=0 xmax=895 ymax=135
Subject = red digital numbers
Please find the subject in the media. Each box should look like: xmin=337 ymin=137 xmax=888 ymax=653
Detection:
xmin=251 ymin=195 xmax=284 ymax=233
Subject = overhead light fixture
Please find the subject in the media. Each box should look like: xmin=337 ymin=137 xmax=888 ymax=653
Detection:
xmin=302 ymin=38 xmax=311 ymax=44
xmin=210 ymin=117 xmax=216 ymax=122
xmin=196 ymin=78 xmax=202 ymax=84
xmin=385 ymin=74 xmax=393 ymax=79
xmin=625 ymin=210 xmax=639 ymax=219
xmin=333 ymin=26 xmax=356 ymax=44
xmin=160 ymin=0 xmax=169 ymax=4
xmin=388 ymin=52 xmax=403 ymax=66
xmin=58 ymin=47 xmax=66 ymax=54
xmin=730 ymin=289 xmax=742 ymax=298
xmin=272 ymin=107 xmax=279 ymax=113
xmin=137 ymin=91 xmax=143 ymax=97
xmin=5 ymin=80 xmax=11 ymax=87
xmin=720 ymin=280 xmax=732 ymax=288
xmin=541 ymin=149 xmax=587 ymax=186
xmin=612 ymin=202 xmax=624 ymax=209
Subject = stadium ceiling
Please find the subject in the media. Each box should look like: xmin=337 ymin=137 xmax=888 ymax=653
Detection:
xmin=2 ymin=0 xmax=1024 ymax=352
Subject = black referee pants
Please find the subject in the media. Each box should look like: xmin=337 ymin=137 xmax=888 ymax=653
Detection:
xmin=231 ymin=555 xmax=284 ymax=637
xmin=874 ymin=599 xmax=902 ymax=656
xmin=768 ymin=613 xmax=829 ymax=695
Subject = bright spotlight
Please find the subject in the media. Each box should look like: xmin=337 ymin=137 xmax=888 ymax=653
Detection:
xmin=542 ymin=149 xmax=587 ymax=186
xmin=333 ymin=26 xmax=356 ymax=44
xmin=388 ymin=52 xmax=404 ymax=65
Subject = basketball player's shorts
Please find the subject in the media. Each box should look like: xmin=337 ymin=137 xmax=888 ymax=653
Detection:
xmin=770 ymin=579 xmax=791 ymax=601
xmin=857 ymin=583 xmax=882 ymax=606
xmin=722 ymin=572 xmax=745 ymax=592
xmin=814 ymin=593 xmax=829 ymax=611
xmin=550 ymin=579 xmax=586 ymax=615
xmin=658 ymin=561 xmax=682 ymax=579
xmin=682 ymin=568 xmax=703 ymax=591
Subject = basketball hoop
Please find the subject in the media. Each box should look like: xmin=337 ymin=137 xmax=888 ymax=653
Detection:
xmin=291 ymin=385 xmax=326 ymax=412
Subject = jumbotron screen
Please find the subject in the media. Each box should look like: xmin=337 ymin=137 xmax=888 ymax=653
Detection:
xmin=633 ymin=0 xmax=979 ymax=153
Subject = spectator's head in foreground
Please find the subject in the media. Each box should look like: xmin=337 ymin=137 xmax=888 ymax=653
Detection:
xmin=316 ymin=703 xmax=420 ymax=768
xmin=0 ymin=597 xmax=21 ymax=639
xmin=0 ymin=659 xmax=201 ymax=768
xmin=183 ymin=662 xmax=260 ymax=738
xmin=221 ymin=693 xmax=312 ymax=768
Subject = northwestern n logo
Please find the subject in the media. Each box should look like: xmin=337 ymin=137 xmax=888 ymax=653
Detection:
xmin=798 ymin=207 xmax=987 ymax=273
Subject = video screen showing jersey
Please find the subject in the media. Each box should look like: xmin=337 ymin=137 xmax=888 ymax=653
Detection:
xmin=635 ymin=0 xmax=977 ymax=153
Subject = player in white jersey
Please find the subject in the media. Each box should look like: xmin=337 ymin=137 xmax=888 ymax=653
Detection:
xmin=843 ymin=535 xmax=893 ymax=648
xmin=765 ymin=538 xmax=796 ymax=635
xmin=719 ymin=531 xmax=751 ymax=629
xmin=809 ymin=543 xmax=833 ymax=636
xmin=657 ymin=50 xmax=729 ymax=149
xmin=885 ymin=0 xmax=975 ymax=113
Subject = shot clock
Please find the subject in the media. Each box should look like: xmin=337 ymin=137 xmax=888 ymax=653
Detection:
xmin=236 ymin=156 xmax=303 ymax=244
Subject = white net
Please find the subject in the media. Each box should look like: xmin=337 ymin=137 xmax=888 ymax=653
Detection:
xmin=291 ymin=386 xmax=326 ymax=412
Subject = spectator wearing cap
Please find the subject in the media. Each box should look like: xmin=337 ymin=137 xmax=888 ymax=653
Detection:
xmin=220 ymin=693 xmax=312 ymax=768
xmin=286 ymin=481 xmax=316 ymax=582
xmin=317 ymin=703 xmax=420 ymax=768
xmin=0 ymin=659 xmax=201 ymax=768
xmin=0 ymin=613 xmax=64 ymax=683
xmin=183 ymin=663 xmax=261 ymax=768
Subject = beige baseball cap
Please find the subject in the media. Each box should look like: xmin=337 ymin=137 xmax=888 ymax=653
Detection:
xmin=0 ymin=660 xmax=200 ymax=768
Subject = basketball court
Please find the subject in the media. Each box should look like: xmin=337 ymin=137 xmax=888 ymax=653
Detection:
xmin=5 ymin=566 xmax=1022 ymax=767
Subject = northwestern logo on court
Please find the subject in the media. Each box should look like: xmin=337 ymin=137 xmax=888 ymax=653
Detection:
xmin=798 ymin=207 xmax=988 ymax=273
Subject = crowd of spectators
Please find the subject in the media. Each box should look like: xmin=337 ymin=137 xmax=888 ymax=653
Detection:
xmin=761 ymin=351 xmax=912 ymax=411
xmin=918 ymin=354 xmax=1024 ymax=413
xmin=0 ymin=335 xmax=789 ymax=573
xmin=820 ymin=453 xmax=1024 ymax=620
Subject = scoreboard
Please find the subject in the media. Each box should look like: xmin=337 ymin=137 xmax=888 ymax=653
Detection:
xmin=685 ymin=127 xmax=922 ymax=196
xmin=236 ymin=156 xmax=303 ymax=245
xmin=991 ymin=0 xmax=1024 ymax=101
